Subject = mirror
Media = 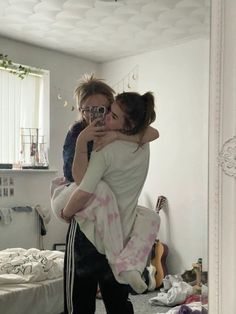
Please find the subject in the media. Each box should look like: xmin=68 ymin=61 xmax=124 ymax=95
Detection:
xmin=0 ymin=0 xmax=223 ymax=312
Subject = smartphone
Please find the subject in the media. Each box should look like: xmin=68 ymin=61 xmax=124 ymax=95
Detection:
xmin=89 ymin=106 xmax=106 ymax=126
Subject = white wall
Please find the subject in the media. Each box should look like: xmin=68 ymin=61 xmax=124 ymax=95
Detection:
xmin=0 ymin=36 xmax=209 ymax=275
xmin=0 ymin=171 xmax=59 ymax=250
xmin=0 ymin=36 xmax=99 ymax=250
xmin=100 ymin=38 xmax=209 ymax=274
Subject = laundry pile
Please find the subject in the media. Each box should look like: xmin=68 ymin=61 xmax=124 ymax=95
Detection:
xmin=149 ymin=274 xmax=208 ymax=314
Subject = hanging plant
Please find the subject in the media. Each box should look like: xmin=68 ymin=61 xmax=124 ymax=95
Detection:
xmin=0 ymin=53 xmax=31 ymax=79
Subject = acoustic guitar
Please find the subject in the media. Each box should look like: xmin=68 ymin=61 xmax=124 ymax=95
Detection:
xmin=151 ymin=195 xmax=169 ymax=288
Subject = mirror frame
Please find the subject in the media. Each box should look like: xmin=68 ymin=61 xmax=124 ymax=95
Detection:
xmin=209 ymin=0 xmax=236 ymax=313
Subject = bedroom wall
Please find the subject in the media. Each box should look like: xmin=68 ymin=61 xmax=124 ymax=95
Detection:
xmin=99 ymin=38 xmax=209 ymax=274
xmin=0 ymin=36 xmax=99 ymax=250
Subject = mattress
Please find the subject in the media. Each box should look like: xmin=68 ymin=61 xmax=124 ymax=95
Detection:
xmin=0 ymin=277 xmax=63 ymax=314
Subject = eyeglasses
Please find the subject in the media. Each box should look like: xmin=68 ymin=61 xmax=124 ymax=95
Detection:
xmin=81 ymin=106 xmax=108 ymax=114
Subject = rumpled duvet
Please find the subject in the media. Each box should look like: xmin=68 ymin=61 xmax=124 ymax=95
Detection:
xmin=0 ymin=248 xmax=64 ymax=284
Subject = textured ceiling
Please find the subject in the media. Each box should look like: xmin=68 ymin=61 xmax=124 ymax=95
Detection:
xmin=0 ymin=0 xmax=210 ymax=63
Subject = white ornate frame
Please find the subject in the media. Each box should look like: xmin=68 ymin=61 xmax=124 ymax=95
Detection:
xmin=209 ymin=0 xmax=236 ymax=313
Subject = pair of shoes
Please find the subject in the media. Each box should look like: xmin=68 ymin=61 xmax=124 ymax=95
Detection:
xmin=141 ymin=265 xmax=156 ymax=292
xmin=128 ymin=265 xmax=157 ymax=294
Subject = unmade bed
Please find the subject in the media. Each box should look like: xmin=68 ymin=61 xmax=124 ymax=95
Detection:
xmin=0 ymin=248 xmax=64 ymax=314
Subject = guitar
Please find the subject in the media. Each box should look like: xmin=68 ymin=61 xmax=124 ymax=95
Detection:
xmin=151 ymin=196 xmax=169 ymax=288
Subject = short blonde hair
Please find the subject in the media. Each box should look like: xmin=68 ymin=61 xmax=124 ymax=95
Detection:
xmin=74 ymin=73 xmax=115 ymax=109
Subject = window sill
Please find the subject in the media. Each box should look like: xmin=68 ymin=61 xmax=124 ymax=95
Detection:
xmin=0 ymin=168 xmax=58 ymax=174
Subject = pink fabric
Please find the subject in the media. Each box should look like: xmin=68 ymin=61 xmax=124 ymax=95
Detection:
xmin=51 ymin=178 xmax=160 ymax=284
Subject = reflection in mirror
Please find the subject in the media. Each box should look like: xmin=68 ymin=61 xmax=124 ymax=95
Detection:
xmin=0 ymin=0 xmax=210 ymax=313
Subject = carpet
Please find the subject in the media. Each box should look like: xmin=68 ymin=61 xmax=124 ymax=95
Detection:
xmin=95 ymin=290 xmax=171 ymax=314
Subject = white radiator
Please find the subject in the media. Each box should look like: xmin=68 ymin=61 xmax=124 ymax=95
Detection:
xmin=0 ymin=207 xmax=40 ymax=250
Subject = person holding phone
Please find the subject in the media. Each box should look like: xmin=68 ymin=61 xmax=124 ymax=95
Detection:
xmin=60 ymin=74 xmax=159 ymax=314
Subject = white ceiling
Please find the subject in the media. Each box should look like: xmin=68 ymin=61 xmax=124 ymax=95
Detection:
xmin=0 ymin=0 xmax=210 ymax=63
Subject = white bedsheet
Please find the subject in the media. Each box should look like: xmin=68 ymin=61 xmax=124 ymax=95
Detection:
xmin=0 ymin=248 xmax=64 ymax=284
xmin=0 ymin=248 xmax=64 ymax=314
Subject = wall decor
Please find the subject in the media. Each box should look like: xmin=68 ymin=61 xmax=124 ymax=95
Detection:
xmin=218 ymin=136 xmax=236 ymax=178
xmin=112 ymin=65 xmax=139 ymax=94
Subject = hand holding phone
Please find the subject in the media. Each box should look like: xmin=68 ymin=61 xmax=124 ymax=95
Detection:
xmin=89 ymin=106 xmax=106 ymax=126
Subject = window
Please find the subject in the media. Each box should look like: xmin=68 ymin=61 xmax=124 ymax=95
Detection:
xmin=0 ymin=65 xmax=49 ymax=167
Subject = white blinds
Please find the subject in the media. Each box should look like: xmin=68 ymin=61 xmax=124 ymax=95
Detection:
xmin=0 ymin=68 xmax=48 ymax=164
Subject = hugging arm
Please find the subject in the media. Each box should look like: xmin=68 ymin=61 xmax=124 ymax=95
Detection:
xmin=72 ymin=119 xmax=106 ymax=185
xmin=63 ymin=150 xmax=107 ymax=220
xmin=94 ymin=126 xmax=159 ymax=151
xmin=62 ymin=189 xmax=92 ymax=219
xmin=119 ymin=126 xmax=159 ymax=144
xmin=72 ymin=137 xmax=89 ymax=186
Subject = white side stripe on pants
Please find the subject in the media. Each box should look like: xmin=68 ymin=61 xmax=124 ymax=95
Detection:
xmin=66 ymin=219 xmax=77 ymax=314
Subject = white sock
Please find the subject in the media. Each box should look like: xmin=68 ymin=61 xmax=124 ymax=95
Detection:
xmin=120 ymin=270 xmax=147 ymax=294
xmin=146 ymin=264 xmax=157 ymax=291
